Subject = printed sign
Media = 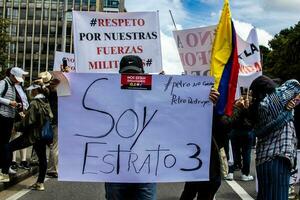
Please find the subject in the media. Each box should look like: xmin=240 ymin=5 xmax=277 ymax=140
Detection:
xmin=237 ymin=28 xmax=262 ymax=88
xmin=58 ymin=73 xmax=214 ymax=182
xmin=121 ymin=74 xmax=152 ymax=90
xmin=73 ymin=11 xmax=162 ymax=73
xmin=173 ymin=25 xmax=216 ymax=76
xmin=53 ymin=51 xmax=76 ymax=72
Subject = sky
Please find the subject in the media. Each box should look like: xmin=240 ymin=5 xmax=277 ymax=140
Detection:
xmin=125 ymin=0 xmax=300 ymax=74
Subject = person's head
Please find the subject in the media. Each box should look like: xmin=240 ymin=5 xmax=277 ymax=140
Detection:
xmin=250 ymin=75 xmax=277 ymax=103
xmin=26 ymin=81 xmax=48 ymax=98
xmin=9 ymin=67 xmax=28 ymax=84
xmin=38 ymin=71 xmax=60 ymax=91
xmin=119 ymin=55 xmax=144 ymax=74
xmin=38 ymin=71 xmax=52 ymax=86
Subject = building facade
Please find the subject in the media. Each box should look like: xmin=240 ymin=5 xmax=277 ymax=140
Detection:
xmin=0 ymin=0 xmax=125 ymax=80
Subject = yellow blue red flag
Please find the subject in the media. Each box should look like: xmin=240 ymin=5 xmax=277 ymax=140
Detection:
xmin=210 ymin=0 xmax=240 ymax=116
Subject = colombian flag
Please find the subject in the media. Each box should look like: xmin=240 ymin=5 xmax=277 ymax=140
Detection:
xmin=210 ymin=0 xmax=239 ymax=116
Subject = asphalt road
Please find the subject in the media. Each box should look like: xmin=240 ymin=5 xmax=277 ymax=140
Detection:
xmin=1 ymin=171 xmax=257 ymax=200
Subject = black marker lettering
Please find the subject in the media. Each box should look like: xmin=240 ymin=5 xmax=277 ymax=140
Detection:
xmin=180 ymin=143 xmax=202 ymax=171
xmin=75 ymin=78 xmax=115 ymax=138
xmin=82 ymin=142 xmax=106 ymax=174
xmin=116 ymin=109 xmax=139 ymax=138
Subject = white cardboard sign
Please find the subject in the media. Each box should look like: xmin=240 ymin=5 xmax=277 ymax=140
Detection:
xmin=73 ymin=11 xmax=162 ymax=73
xmin=53 ymin=51 xmax=76 ymax=72
xmin=173 ymin=25 xmax=216 ymax=76
xmin=58 ymin=73 xmax=214 ymax=182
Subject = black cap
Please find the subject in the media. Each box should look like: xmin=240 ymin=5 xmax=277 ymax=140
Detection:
xmin=119 ymin=55 xmax=144 ymax=74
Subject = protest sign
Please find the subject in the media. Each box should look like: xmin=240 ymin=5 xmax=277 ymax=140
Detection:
xmin=58 ymin=73 xmax=213 ymax=182
xmin=173 ymin=25 xmax=216 ymax=76
xmin=53 ymin=51 xmax=76 ymax=72
xmin=73 ymin=11 xmax=162 ymax=73
xmin=237 ymin=28 xmax=262 ymax=88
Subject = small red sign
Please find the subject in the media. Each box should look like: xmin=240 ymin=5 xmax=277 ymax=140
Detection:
xmin=121 ymin=74 xmax=152 ymax=90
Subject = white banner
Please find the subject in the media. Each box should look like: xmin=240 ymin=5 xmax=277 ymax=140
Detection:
xmin=73 ymin=11 xmax=162 ymax=73
xmin=173 ymin=25 xmax=216 ymax=76
xmin=58 ymin=73 xmax=214 ymax=182
xmin=237 ymin=28 xmax=262 ymax=88
xmin=53 ymin=51 xmax=76 ymax=72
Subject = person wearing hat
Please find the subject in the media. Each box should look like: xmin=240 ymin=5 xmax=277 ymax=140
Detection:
xmin=38 ymin=71 xmax=60 ymax=178
xmin=0 ymin=67 xmax=28 ymax=182
xmin=2 ymin=81 xmax=53 ymax=190
xmin=105 ymin=55 xmax=156 ymax=200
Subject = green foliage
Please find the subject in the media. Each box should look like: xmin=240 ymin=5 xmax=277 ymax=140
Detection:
xmin=262 ymin=21 xmax=300 ymax=81
xmin=0 ymin=18 xmax=10 ymax=73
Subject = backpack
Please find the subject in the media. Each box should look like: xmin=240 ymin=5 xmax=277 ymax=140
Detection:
xmin=41 ymin=119 xmax=54 ymax=142
xmin=36 ymin=98 xmax=54 ymax=143
xmin=1 ymin=79 xmax=8 ymax=98
xmin=0 ymin=80 xmax=9 ymax=110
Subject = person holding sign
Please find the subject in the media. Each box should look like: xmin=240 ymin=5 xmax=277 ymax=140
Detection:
xmin=180 ymin=89 xmax=223 ymax=200
xmin=38 ymin=71 xmax=60 ymax=178
xmin=104 ymin=55 xmax=157 ymax=200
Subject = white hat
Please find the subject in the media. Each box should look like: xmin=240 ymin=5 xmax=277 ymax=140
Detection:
xmin=10 ymin=67 xmax=28 ymax=83
xmin=38 ymin=71 xmax=53 ymax=85
xmin=26 ymin=84 xmax=41 ymax=91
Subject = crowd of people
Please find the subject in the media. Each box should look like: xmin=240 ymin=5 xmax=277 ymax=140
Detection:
xmin=0 ymin=67 xmax=59 ymax=190
xmin=0 ymin=55 xmax=300 ymax=200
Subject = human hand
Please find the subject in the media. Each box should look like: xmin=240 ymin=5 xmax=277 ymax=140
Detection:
xmin=209 ymin=88 xmax=220 ymax=105
xmin=235 ymin=98 xmax=245 ymax=108
xmin=9 ymin=101 xmax=18 ymax=108
xmin=19 ymin=112 xmax=25 ymax=118
xmin=286 ymin=100 xmax=296 ymax=110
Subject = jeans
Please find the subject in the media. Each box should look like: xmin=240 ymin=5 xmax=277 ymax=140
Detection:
xmin=180 ymin=175 xmax=221 ymax=200
xmin=47 ymin=125 xmax=58 ymax=174
xmin=179 ymin=135 xmax=222 ymax=200
xmin=229 ymin=130 xmax=254 ymax=175
xmin=256 ymin=157 xmax=290 ymax=200
xmin=0 ymin=115 xmax=14 ymax=174
xmin=105 ymin=183 xmax=156 ymax=200
xmin=8 ymin=135 xmax=47 ymax=183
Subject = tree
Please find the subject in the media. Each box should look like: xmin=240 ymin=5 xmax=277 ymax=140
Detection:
xmin=262 ymin=21 xmax=300 ymax=81
xmin=0 ymin=18 xmax=10 ymax=78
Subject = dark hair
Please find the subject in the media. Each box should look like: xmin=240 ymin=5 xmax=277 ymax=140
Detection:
xmin=250 ymin=75 xmax=277 ymax=103
xmin=5 ymin=67 xmax=12 ymax=76
xmin=249 ymin=75 xmax=277 ymax=122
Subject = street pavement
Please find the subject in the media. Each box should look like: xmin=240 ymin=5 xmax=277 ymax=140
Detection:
xmin=0 ymin=164 xmax=257 ymax=200
xmin=1 ymin=147 xmax=260 ymax=200
xmin=1 ymin=178 xmax=256 ymax=200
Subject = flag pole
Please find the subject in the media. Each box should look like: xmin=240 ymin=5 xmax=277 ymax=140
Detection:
xmin=169 ymin=10 xmax=177 ymax=30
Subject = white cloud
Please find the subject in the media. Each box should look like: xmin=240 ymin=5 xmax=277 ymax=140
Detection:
xmin=160 ymin=32 xmax=183 ymax=74
xmin=200 ymin=0 xmax=219 ymax=5
xmin=262 ymin=0 xmax=300 ymax=12
xmin=125 ymin=0 xmax=187 ymax=35
xmin=210 ymin=12 xmax=216 ymax=17
xmin=231 ymin=0 xmax=299 ymax=34
xmin=125 ymin=0 xmax=185 ymax=74
xmin=124 ymin=0 xmax=297 ymax=74
xmin=233 ymin=20 xmax=273 ymax=47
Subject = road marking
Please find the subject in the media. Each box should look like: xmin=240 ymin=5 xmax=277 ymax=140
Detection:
xmin=226 ymin=180 xmax=255 ymax=200
xmin=5 ymin=189 xmax=31 ymax=200
xmin=5 ymin=178 xmax=49 ymax=200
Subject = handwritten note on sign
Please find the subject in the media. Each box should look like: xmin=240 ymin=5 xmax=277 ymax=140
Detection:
xmin=58 ymin=73 xmax=214 ymax=182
